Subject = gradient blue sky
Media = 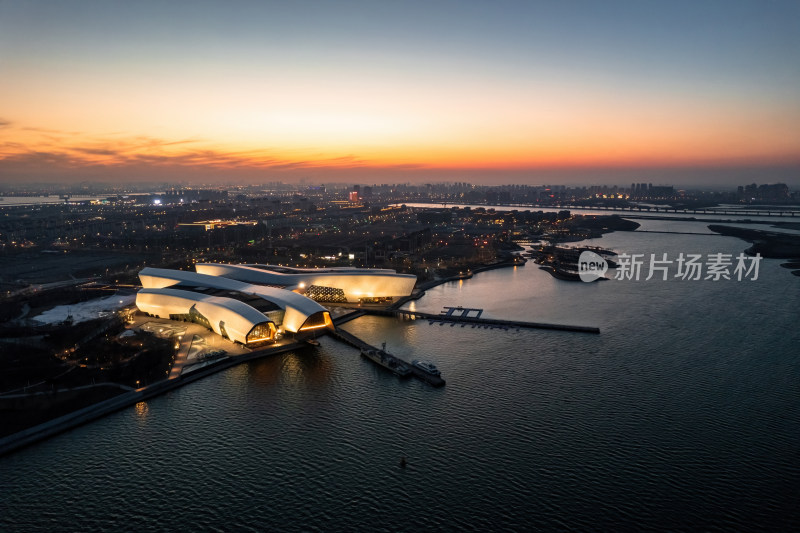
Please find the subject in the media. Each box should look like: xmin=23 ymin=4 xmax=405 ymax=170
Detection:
xmin=1 ymin=0 xmax=799 ymax=186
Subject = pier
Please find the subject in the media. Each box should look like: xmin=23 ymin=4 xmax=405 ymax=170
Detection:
xmin=330 ymin=329 xmax=445 ymax=387
xmin=441 ymin=306 xmax=483 ymax=318
xmin=361 ymin=308 xmax=600 ymax=334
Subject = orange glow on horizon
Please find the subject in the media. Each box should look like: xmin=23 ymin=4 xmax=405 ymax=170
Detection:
xmin=3 ymin=56 xmax=800 ymax=178
xmin=3 ymin=77 xmax=799 ymax=176
xmin=1 ymin=2 xmax=798 ymax=183
xmin=3 ymin=62 xmax=799 ymax=177
xmin=3 ymin=121 xmax=798 ymax=175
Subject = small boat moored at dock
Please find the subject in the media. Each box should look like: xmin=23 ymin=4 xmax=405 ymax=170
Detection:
xmin=412 ymin=359 xmax=441 ymax=376
xmin=409 ymin=359 xmax=446 ymax=387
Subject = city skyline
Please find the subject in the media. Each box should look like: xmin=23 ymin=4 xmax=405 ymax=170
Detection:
xmin=1 ymin=0 xmax=799 ymax=186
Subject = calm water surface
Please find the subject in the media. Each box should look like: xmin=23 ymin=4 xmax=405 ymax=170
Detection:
xmin=2 ymin=229 xmax=798 ymax=531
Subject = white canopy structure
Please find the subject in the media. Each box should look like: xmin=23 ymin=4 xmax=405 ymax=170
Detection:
xmin=137 ymin=268 xmax=332 ymax=334
xmin=135 ymin=288 xmax=276 ymax=345
xmin=195 ymin=263 xmax=416 ymax=303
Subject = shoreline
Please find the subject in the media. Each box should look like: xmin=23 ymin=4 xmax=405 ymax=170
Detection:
xmin=390 ymin=257 xmax=524 ymax=309
xmin=708 ymin=224 xmax=800 ymax=259
xmin=0 ymin=341 xmax=305 ymax=457
xmin=0 ymin=256 xmax=544 ymax=457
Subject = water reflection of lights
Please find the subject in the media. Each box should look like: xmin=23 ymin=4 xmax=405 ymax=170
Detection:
xmin=134 ymin=401 xmax=149 ymax=419
xmin=283 ymin=354 xmax=303 ymax=381
xmin=285 ymin=351 xmax=334 ymax=386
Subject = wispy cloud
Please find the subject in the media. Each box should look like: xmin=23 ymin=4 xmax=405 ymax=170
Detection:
xmin=71 ymin=147 xmax=120 ymax=156
xmin=0 ymin=131 xmax=384 ymax=183
xmin=21 ymin=126 xmax=82 ymax=135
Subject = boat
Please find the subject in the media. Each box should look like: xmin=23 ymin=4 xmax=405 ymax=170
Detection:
xmin=411 ymin=359 xmax=441 ymax=376
xmin=538 ymin=264 xmax=582 ymax=282
xmin=538 ymin=263 xmax=607 ymax=282
xmin=305 ymin=338 xmax=321 ymax=346
xmin=360 ymin=346 xmax=412 ymax=378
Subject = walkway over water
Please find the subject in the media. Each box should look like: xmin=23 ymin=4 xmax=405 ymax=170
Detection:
xmin=361 ymin=308 xmax=601 ymax=334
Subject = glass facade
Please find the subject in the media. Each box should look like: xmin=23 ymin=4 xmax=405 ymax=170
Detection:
xmin=305 ymin=285 xmax=347 ymax=303
xmin=169 ymin=304 xmax=211 ymax=329
xmin=298 ymin=311 xmax=334 ymax=331
xmin=246 ymin=322 xmax=276 ymax=343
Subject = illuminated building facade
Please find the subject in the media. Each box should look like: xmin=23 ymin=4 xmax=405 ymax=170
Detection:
xmin=195 ymin=264 xmax=417 ymax=303
xmin=135 ymin=288 xmax=277 ymax=345
xmin=136 ymin=268 xmax=334 ymax=344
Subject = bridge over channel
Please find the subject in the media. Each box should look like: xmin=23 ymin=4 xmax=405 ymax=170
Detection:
xmin=433 ymin=202 xmax=798 ymax=218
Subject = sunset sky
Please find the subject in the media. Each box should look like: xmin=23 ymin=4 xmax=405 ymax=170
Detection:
xmin=1 ymin=0 xmax=799 ymax=186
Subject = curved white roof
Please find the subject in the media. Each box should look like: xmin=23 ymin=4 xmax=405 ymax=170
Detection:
xmin=138 ymin=267 xmax=327 ymax=333
xmin=243 ymin=265 xmax=399 ymax=274
xmin=136 ymin=288 xmax=273 ymax=345
xmin=195 ymin=263 xmax=417 ymax=302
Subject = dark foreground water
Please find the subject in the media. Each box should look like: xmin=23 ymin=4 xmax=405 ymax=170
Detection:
xmin=2 ymin=229 xmax=799 ymax=531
